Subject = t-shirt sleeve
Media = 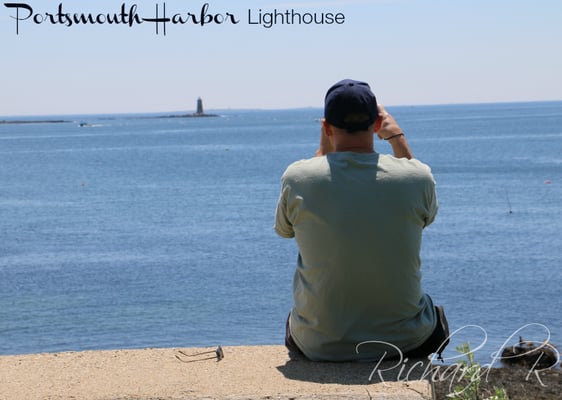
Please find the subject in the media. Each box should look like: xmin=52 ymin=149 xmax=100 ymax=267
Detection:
xmin=423 ymin=175 xmax=439 ymax=228
xmin=274 ymin=180 xmax=295 ymax=238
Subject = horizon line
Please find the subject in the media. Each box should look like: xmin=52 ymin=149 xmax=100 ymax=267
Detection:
xmin=2 ymin=99 xmax=561 ymax=120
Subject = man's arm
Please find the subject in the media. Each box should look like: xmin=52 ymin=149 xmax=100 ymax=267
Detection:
xmin=376 ymin=104 xmax=413 ymax=160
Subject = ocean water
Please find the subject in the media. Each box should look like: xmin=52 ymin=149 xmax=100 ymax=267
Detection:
xmin=1 ymin=102 xmax=561 ymax=364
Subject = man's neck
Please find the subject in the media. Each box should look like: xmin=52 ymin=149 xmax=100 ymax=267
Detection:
xmin=335 ymin=144 xmax=374 ymax=153
xmin=334 ymin=132 xmax=375 ymax=153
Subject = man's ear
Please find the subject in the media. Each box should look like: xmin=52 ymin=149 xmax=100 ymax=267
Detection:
xmin=374 ymin=115 xmax=383 ymax=132
xmin=322 ymin=119 xmax=334 ymax=136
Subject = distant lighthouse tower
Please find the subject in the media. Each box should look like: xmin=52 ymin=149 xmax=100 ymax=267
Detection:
xmin=196 ymin=97 xmax=204 ymax=115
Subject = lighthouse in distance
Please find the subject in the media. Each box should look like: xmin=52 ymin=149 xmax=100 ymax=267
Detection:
xmin=189 ymin=97 xmax=217 ymax=117
xmin=152 ymin=98 xmax=218 ymax=119
xmin=196 ymin=97 xmax=204 ymax=115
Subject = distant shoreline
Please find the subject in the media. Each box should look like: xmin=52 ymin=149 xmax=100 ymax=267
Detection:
xmin=1 ymin=113 xmax=219 ymax=125
xmin=0 ymin=119 xmax=71 ymax=125
xmin=151 ymin=112 xmax=219 ymax=119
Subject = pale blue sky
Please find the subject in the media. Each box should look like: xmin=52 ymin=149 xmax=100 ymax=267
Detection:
xmin=1 ymin=0 xmax=561 ymax=116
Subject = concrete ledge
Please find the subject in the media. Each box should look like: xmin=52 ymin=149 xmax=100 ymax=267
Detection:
xmin=0 ymin=345 xmax=433 ymax=399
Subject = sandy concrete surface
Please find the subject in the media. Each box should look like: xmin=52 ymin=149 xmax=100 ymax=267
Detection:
xmin=0 ymin=345 xmax=434 ymax=399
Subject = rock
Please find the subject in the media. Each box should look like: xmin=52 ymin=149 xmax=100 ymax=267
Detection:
xmin=501 ymin=337 xmax=559 ymax=369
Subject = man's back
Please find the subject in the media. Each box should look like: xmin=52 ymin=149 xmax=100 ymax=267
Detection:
xmin=275 ymin=151 xmax=439 ymax=361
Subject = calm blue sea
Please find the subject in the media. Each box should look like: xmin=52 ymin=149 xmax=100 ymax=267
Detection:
xmin=1 ymin=102 xmax=561 ymax=365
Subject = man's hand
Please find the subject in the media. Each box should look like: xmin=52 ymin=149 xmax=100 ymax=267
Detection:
xmin=376 ymin=104 xmax=403 ymax=140
xmin=375 ymin=104 xmax=413 ymax=160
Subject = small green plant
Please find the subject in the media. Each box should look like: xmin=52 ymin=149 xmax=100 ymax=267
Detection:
xmin=447 ymin=342 xmax=508 ymax=400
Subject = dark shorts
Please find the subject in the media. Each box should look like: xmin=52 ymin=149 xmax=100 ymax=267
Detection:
xmin=284 ymin=313 xmax=304 ymax=358
xmin=285 ymin=305 xmax=450 ymax=361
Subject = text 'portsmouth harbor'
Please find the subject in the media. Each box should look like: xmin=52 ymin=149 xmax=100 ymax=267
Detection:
xmin=3 ymin=3 xmax=346 ymax=35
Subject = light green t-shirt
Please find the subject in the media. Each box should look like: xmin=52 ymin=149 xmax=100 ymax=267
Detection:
xmin=275 ymin=152 xmax=439 ymax=361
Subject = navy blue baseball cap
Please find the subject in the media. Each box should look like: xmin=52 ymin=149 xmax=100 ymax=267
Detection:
xmin=324 ymin=79 xmax=378 ymax=132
